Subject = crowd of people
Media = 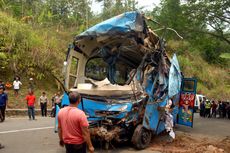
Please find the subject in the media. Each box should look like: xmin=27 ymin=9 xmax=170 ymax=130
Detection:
xmin=0 ymin=76 xmax=66 ymax=150
xmin=1 ymin=77 xmax=94 ymax=152
xmin=199 ymin=97 xmax=230 ymax=119
xmin=0 ymin=77 xmax=63 ymax=122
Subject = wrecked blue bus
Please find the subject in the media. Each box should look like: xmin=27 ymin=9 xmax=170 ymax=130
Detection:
xmin=55 ymin=11 xmax=197 ymax=149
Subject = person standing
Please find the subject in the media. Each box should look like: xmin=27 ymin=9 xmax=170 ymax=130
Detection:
xmin=217 ymin=101 xmax=223 ymax=118
xmin=39 ymin=92 xmax=48 ymax=117
xmin=211 ymin=100 xmax=217 ymax=118
xmin=0 ymin=85 xmax=8 ymax=122
xmin=28 ymin=78 xmax=35 ymax=92
xmin=58 ymin=91 xmax=94 ymax=153
xmin=205 ymin=100 xmax=211 ymax=118
xmin=50 ymin=93 xmax=56 ymax=117
xmin=223 ymin=102 xmax=227 ymax=118
xmin=13 ymin=76 xmax=22 ymax=97
xmin=54 ymin=92 xmax=62 ymax=117
xmin=26 ymin=91 xmax=36 ymax=120
xmin=200 ymin=99 xmax=205 ymax=117
xmin=226 ymin=102 xmax=230 ymax=119
xmin=55 ymin=92 xmax=62 ymax=107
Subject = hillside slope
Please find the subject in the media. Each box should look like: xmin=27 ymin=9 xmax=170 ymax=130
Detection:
xmin=167 ymin=40 xmax=230 ymax=100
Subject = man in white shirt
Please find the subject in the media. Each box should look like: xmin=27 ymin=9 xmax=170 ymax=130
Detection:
xmin=13 ymin=77 xmax=22 ymax=97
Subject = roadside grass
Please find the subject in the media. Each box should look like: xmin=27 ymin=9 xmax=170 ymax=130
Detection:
xmin=178 ymin=52 xmax=229 ymax=100
xmin=167 ymin=40 xmax=229 ymax=100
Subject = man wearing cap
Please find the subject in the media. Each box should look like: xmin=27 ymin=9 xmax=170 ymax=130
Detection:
xmin=0 ymin=85 xmax=8 ymax=122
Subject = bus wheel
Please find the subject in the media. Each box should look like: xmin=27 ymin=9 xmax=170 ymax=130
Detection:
xmin=131 ymin=124 xmax=152 ymax=149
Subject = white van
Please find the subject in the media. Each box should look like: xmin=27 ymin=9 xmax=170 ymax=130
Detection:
xmin=194 ymin=94 xmax=206 ymax=112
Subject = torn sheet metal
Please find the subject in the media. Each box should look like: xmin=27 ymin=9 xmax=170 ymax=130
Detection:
xmin=143 ymin=96 xmax=168 ymax=132
xmin=168 ymin=54 xmax=182 ymax=98
xmin=78 ymin=11 xmax=144 ymax=38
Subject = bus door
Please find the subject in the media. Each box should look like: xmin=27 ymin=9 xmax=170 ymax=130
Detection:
xmin=177 ymin=78 xmax=197 ymax=127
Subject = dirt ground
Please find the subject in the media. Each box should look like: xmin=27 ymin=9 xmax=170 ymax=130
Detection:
xmin=149 ymin=131 xmax=230 ymax=153
xmin=148 ymin=113 xmax=230 ymax=153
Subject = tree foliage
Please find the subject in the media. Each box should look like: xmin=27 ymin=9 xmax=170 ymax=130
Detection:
xmin=149 ymin=0 xmax=229 ymax=65
xmin=96 ymin=0 xmax=138 ymax=19
xmin=0 ymin=12 xmax=65 ymax=80
xmin=184 ymin=0 xmax=230 ymax=44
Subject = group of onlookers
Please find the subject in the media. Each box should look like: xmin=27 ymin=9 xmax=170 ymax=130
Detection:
xmin=25 ymin=91 xmax=62 ymax=120
xmin=0 ymin=77 xmax=65 ymax=151
xmin=0 ymin=77 xmax=63 ymax=122
xmin=200 ymin=97 xmax=230 ymax=119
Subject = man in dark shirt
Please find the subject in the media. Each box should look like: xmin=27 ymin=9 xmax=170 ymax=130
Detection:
xmin=200 ymin=99 xmax=205 ymax=117
xmin=0 ymin=85 xmax=8 ymax=122
xmin=211 ymin=100 xmax=217 ymax=118
xmin=218 ymin=101 xmax=223 ymax=118
xmin=222 ymin=102 xmax=227 ymax=118
xmin=226 ymin=102 xmax=230 ymax=119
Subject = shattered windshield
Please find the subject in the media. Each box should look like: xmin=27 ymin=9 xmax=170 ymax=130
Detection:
xmin=85 ymin=57 xmax=132 ymax=85
xmin=85 ymin=58 xmax=107 ymax=81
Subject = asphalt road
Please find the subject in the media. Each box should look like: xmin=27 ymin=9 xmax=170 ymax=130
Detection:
xmin=0 ymin=114 xmax=229 ymax=153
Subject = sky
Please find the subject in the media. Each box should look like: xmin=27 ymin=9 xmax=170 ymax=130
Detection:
xmin=91 ymin=0 xmax=161 ymax=14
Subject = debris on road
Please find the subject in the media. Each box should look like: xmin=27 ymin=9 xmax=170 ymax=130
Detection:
xmin=150 ymin=133 xmax=230 ymax=153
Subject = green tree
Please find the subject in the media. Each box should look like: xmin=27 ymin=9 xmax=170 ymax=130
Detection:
xmin=184 ymin=0 xmax=230 ymax=44
xmin=150 ymin=0 xmax=188 ymax=40
xmin=95 ymin=0 xmax=137 ymax=20
xmin=0 ymin=12 xmax=65 ymax=80
xmin=96 ymin=0 xmax=113 ymax=19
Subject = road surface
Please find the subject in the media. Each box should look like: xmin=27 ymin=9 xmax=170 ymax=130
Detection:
xmin=0 ymin=114 xmax=229 ymax=153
